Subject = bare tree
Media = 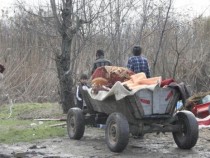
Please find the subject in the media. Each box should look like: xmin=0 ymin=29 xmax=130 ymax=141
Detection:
xmin=152 ymin=0 xmax=172 ymax=76
xmin=171 ymin=28 xmax=191 ymax=79
xmin=50 ymin=0 xmax=90 ymax=113
xmin=2 ymin=0 xmax=210 ymax=107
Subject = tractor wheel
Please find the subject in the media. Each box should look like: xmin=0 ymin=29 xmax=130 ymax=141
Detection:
xmin=67 ymin=108 xmax=85 ymax=140
xmin=105 ymin=112 xmax=129 ymax=152
xmin=172 ymin=110 xmax=198 ymax=149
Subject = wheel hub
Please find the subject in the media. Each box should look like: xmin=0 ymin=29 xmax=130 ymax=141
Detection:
xmin=109 ymin=121 xmax=118 ymax=144
xmin=69 ymin=116 xmax=76 ymax=134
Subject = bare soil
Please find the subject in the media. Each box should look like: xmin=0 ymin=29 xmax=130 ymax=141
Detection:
xmin=0 ymin=127 xmax=210 ymax=158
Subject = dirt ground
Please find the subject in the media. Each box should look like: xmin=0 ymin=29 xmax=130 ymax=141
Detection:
xmin=0 ymin=127 xmax=210 ymax=158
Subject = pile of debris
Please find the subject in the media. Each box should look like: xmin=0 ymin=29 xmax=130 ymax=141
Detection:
xmin=185 ymin=91 xmax=210 ymax=127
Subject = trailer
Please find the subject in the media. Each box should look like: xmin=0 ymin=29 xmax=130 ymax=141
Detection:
xmin=66 ymin=84 xmax=198 ymax=152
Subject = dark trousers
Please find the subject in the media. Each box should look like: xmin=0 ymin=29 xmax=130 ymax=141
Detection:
xmin=77 ymin=100 xmax=83 ymax=109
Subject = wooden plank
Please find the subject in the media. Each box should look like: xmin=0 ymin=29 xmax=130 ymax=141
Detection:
xmin=49 ymin=123 xmax=67 ymax=127
xmin=34 ymin=118 xmax=66 ymax=121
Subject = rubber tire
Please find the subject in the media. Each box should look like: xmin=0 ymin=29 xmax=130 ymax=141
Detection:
xmin=172 ymin=110 xmax=198 ymax=149
xmin=105 ymin=112 xmax=129 ymax=152
xmin=67 ymin=107 xmax=85 ymax=140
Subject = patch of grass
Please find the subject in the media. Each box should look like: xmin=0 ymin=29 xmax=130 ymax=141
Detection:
xmin=0 ymin=103 xmax=63 ymax=119
xmin=0 ymin=119 xmax=66 ymax=144
xmin=0 ymin=103 xmax=67 ymax=144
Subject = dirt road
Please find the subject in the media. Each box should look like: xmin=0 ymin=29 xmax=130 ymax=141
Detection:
xmin=0 ymin=127 xmax=210 ymax=158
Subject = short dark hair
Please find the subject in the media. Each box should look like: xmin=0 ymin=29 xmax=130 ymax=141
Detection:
xmin=80 ymin=74 xmax=88 ymax=80
xmin=96 ymin=49 xmax=104 ymax=57
xmin=132 ymin=46 xmax=142 ymax=56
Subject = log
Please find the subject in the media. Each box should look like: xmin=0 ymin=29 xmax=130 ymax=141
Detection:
xmin=34 ymin=118 xmax=66 ymax=121
xmin=49 ymin=123 xmax=67 ymax=127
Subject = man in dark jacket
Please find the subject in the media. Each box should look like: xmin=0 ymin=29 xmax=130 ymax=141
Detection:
xmin=0 ymin=64 xmax=5 ymax=104
xmin=0 ymin=64 xmax=5 ymax=80
xmin=0 ymin=64 xmax=5 ymax=74
xmin=91 ymin=49 xmax=112 ymax=74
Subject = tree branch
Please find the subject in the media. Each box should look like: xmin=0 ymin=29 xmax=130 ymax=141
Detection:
xmin=50 ymin=0 xmax=62 ymax=34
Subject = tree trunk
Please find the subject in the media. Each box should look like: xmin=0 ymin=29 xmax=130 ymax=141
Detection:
xmin=56 ymin=35 xmax=75 ymax=113
xmin=51 ymin=0 xmax=76 ymax=113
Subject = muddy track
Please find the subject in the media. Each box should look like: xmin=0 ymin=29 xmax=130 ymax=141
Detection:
xmin=0 ymin=127 xmax=210 ymax=158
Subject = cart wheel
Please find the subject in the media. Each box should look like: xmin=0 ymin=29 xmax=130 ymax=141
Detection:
xmin=105 ymin=112 xmax=129 ymax=152
xmin=172 ymin=110 xmax=198 ymax=149
xmin=67 ymin=107 xmax=85 ymax=140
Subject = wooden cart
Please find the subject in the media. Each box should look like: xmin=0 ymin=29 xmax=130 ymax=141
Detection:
xmin=67 ymin=85 xmax=199 ymax=152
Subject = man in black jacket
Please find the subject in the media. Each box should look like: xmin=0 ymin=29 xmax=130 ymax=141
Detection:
xmin=91 ymin=49 xmax=111 ymax=74
xmin=0 ymin=64 xmax=5 ymax=80
xmin=0 ymin=64 xmax=5 ymax=104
